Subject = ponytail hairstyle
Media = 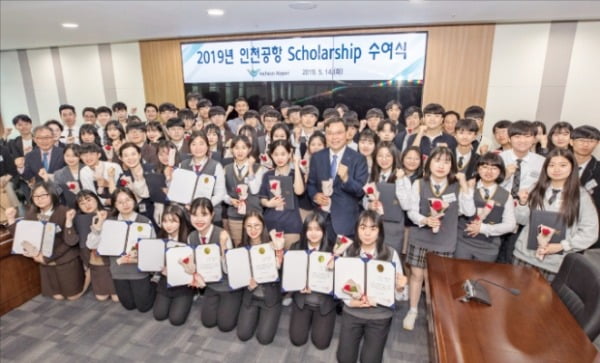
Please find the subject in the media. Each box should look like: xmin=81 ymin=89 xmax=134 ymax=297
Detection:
xmin=528 ymin=148 xmax=580 ymax=227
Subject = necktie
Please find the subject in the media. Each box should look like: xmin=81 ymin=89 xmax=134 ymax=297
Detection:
xmin=236 ymin=164 xmax=246 ymax=179
xmin=548 ymin=189 xmax=561 ymax=205
xmin=330 ymin=154 xmax=338 ymax=180
xmin=201 ymin=236 xmax=207 ymax=244
xmin=434 ymin=184 xmax=441 ymax=195
xmin=42 ymin=152 xmax=49 ymax=171
xmin=67 ymin=128 xmax=73 ymax=137
xmin=458 ymin=156 xmax=464 ymax=169
xmin=510 ymin=159 xmax=523 ymax=198
xmin=364 ymin=253 xmax=373 ymax=260
xmin=483 ymin=188 xmax=490 ymax=200
xmin=380 ymin=174 xmax=387 ymax=182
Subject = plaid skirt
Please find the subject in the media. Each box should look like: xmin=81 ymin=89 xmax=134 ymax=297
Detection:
xmin=513 ymin=258 xmax=556 ymax=283
xmin=406 ymin=243 xmax=453 ymax=269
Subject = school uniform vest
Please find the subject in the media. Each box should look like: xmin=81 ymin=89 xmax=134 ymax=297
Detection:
xmin=458 ymin=185 xmax=509 ymax=243
xmin=180 ymin=158 xmax=222 ymax=222
xmin=109 ymin=214 xmax=153 ymax=280
xmin=411 ymin=180 xmax=459 ymax=253
xmin=189 ymin=227 xmax=231 ymax=292
xmin=343 ymin=245 xmax=396 ymax=320
xmin=224 ymin=163 xmax=262 ymax=220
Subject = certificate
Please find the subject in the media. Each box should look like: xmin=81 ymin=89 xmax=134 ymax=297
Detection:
xmin=225 ymin=247 xmax=252 ymax=289
xmin=166 ymin=246 xmax=194 ymax=287
xmin=195 ymin=244 xmax=223 ymax=283
xmin=137 ymin=239 xmax=165 ymax=272
xmin=167 ymin=168 xmax=216 ymax=204
xmin=333 ymin=257 xmax=365 ymax=299
xmin=366 ymin=260 xmax=396 ymax=308
xmin=97 ymin=220 xmax=153 ymax=256
xmin=125 ymin=223 xmax=153 ymax=254
xmin=281 ymin=250 xmax=308 ymax=292
xmin=249 ymin=243 xmax=279 ymax=284
xmin=12 ymin=220 xmax=56 ymax=258
xmin=308 ymin=251 xmax=334 ymax=294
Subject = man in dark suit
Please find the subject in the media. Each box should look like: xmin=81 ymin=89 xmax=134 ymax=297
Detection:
xmin=7 ymin=114 xmax=35 ymax=161
xmin=308 ymin=117 xmax=369 ymax=243
xmin=17 ymin=126 xmax=65 ymax=183
xmin=571 ymin=125 xmax=600 ymax=249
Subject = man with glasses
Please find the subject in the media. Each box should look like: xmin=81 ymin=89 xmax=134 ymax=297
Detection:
xmin=571 ymin=125 xmax=600 ymax=248
xmin=307 ymin=116 xmax=369 ymax=244
xmin=17 ymin=125 xmax=65 ymax=184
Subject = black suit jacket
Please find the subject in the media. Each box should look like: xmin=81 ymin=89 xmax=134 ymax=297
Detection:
xmin=581 ymin=157 xmax=600 ymax=248
xmin=8 ymin=136 xmax=35 ymax=159
xmin=21 ymin=146 xmax=65 ymax=181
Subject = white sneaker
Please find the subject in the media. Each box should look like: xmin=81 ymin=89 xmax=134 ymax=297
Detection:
xmin=282 ymin=297 xmax=293 ymax=306
xmin=403 ymin=310 xmax=418 ymax=330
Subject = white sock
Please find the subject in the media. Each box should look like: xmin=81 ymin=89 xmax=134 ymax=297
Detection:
xmin=409 ymin=307 xmax=418 ymax=314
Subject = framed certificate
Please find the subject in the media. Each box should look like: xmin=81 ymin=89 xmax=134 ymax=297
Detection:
xmin=193 ymin=174 xmax=216 ymax=199
xmin=195 ymin=244 xmax=223 ymax=283
xmin=167 ymin=169 xmax=216 ymax=204
xmin=137 ymin=239 xmax=166 ymax=272
xmin=249 ymin=243 xmax=279 ymax=284
xmin=366 ymin=260 xmax=396 ymax=308
xmin=281 ymin=250 xmax=308 ymax=292
xmin=225 ymin=247 xmax=252 ymax=289
xmin=333 ymin=257 xmax=365 ymax=300
xmin=12 ymin=220 xmax=56 ymax=258
xmin=165 ymin=246 xmax=194 ymax=287
xmin=97 ymin=220 xmax=153 ymax=256
xmin=308 ymin=251 xmax=334 ymax=295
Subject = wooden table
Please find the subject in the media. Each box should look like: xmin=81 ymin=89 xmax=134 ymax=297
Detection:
xmin=425 ymin=254 xmax=599 ymax=363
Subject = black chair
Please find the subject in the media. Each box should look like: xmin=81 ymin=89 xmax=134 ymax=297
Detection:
xmin=551 ymin=253 xmax=600 ymax=341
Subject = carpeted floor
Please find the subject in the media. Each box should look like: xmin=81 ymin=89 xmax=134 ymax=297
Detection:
xmin=0 ymin=293 xmax=430 ymax=363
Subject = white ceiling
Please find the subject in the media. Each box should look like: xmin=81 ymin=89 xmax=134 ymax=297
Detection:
xmin=2 ymin=0 xmax=600 ymax=50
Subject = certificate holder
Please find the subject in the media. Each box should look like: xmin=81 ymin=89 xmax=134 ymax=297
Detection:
xmin=268 ymin=175 xmax=295 ymax=210
xmin=97 ymin=220 xmax=153 ymax=256
xmin=165 ymin=245 xmax=195 ymax=287
xmin=334 ymin=257 xmax=397 ymax=309
xmin=12 ymin=220 xmax=56 ymax=258
xmin=249 ymin=243 xmax=279 ymax=284
xmin=225 ymin=247 xmax=252 ymax=289
xmin=195 ymin=243 xmax=223 ymax=283
xmin=137 ymin=238 xmax=167 ymax=272
xmin=167 ymin=168 xmax=216 ymax=204
xmin=281 ymin=250 xmax=308 ymax=292
xmin=307 ymin=251 xmax=334 ymax=295
xmin=333 ymin=257 xmax=365 ymax=300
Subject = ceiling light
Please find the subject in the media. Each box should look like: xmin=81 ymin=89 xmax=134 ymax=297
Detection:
xmin=289 ymin=1 xmax=317 ymax=10
xmin=207 ymin=8 xmax=225 ymax=16
xmin=61 ymin=23 xmax=79 ymax=28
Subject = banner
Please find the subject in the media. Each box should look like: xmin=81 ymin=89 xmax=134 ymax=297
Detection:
xmin=181 ymin=32 xmax=427 ymax=83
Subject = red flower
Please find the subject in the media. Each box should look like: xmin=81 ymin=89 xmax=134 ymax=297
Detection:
xmin=340 ymin=236 xmax=348 ymax=244
xmin=431 ymin=200 xmax=443 ymax=212
xmin=68 ymin=183 xmax=76 ymax=190
xmin=300 ymin=160 xmax=308 ymax=166
xmin=235 ymin=187 xmax=242 ymax=194
xmin=104 ymin=145 xmax=112 ymax=151
xmin=260 ymin=155 xmax=268 ymax=161
xmin=275 ymin=232 xmax=283 ymax=238
xmin=541 ymin=227 xmax=551 ymax=236
xmin=366 ymin=186 xmax=374 ymax=194
xmin=270 ymin=182 xmax=278 ymax=190
xmin=119 ymin=179 xmax=128 ymax=187
xmin=184 ymin=134 xmax=190 ymax=140
xmin=182 ymin=257 xmax=189 ymax=264
xmin=422 ymin=154 xmax=428 ymax=161
xmin=343 ymin=284 xmax=352 ymax=291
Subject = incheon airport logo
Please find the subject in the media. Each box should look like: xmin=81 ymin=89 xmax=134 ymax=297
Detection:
xmin=247 ymin=69 xmax=260 ymax=78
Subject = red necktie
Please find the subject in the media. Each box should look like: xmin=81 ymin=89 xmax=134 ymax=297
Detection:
xmin=201 ymin=237 xmax=207 ymax=244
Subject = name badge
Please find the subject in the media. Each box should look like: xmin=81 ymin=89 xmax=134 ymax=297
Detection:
xmin=55 ymin=225 xmax=62 ymax=233
xmin=139 ymin=203 xmax=147 ymax=213
xmin=0 ymin=155 xmax=3 ymax=162
xmin=528 ymin=171 xmax=540 ymax=179
xmin=442 ymin=193 xmax=456 ymax=203
xmin=585 ymin=179 xmax=597 ymax=193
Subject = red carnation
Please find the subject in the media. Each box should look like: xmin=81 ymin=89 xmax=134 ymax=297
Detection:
xmin=343 ymin=284 xmax=352 ymax=291
xmin=300 ymin=160 xmax=308 ymax=166
xmin=541 ymin=227 xmax=551 ymax=236
xmin=236 ymin=187 xmax=242 ymax=194
xmin=261 ymin=155 xmax=268 ymax=161
xmin=104 ymin=145 xmax=112 ymax=151
xmin=431 ymin=200 xmax=444 ymax=212
xmin=184 ymin=134 xmax=190 ymax=140
xmin=422 ymin=154 xmax=428 ymax=161
xmin=366 ymin=186 xmax=374 ymax=194
xmin=68 ymin=183 xmax=76 ymax=190
xmin=275 ymin=231 xmax=283 ymax=238
xmin=340 ymin=236 xmax=348 ymax=244
xmin=119 ymin=179 xmax=128 ymax=187
xmin=270 ymin=182 xmax=278 ymax=190
xmin=182 ymin=257 xmax=189 ymax=264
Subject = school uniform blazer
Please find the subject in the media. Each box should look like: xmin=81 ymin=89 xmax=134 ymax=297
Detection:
xmin=8 ymin=136 xmax=35 ymax=159
xmin=307 ymin=147 xmax=369 ymax=236
xmin=580 ymin=157 xmax=600 ymax=248
xmin=21 ymin=146 xmax=66 ymax=181
xmin=0 ymin=144 xmax=17 ymax=177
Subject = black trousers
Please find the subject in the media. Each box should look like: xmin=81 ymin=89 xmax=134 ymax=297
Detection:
xmin=323 ymin=213 xmax=355 ymax=246
xmin=237 ymin=298 xmax=282 ymax=345
xmin=113 ymin=276 xmax=156 ymax=312
xmin=496 ymin=225 xmax=523 ymax=264
xmin=336 ymin=312 xmax=392 ymax=363
xmin=289 ymin=303 xmax=336 ymax=350
xmin=201 ymin=287 xmax=243 ymax=332
xmin=153 ymin=290 xmax=194 ymax=326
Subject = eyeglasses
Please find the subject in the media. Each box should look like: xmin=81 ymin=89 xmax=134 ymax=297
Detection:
xmin=32 ymin=193 xmax=50 ymax=200
xmin=359 ymin=224 xmax=378 ymax=232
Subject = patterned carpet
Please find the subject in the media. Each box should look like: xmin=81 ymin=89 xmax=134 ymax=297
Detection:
xmin=0 ymin=292 xmax=430 ymax=363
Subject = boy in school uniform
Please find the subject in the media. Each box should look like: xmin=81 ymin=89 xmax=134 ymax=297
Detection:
xmin=197 ymin=98 xmax=213 ymax=125
xmin=293 ymin=105 xmax=319 ymax=158
xmin=365 ymin=108 xmax=385 ymax=132
xmin=493 ymin=120 xmax=512 ymax=152
xmin=344 ymin=112 xmax=360 ymax=151
xmin=287 ymin=105 xmax=302 ymax=137
xmin=209 ymin=106 xmax=234 ymax=145
xmin=112 ymin=101 xmax=129 ymax=129
xmin=158 ymin=102 xmax=178 ymax=124
xmin=385 ymin=100 xmax=404 ymax=129
xmin=177 ymin=108 xmax=196 ymax=136
xmin=307 ymin=117 xmax=369 ymax=243
xmin=454 ymin=118 xmax=481 ymax=179
xmin=8 ymin=114 xmax=34 ymax=160
xmin=443 ymin=110 xmax=460 ymax=135
xmin=394 ymin=106 xmax=422 ymax=152
xmin=82 ymin=107 xmax=97 ymax=126
xmin=125 ymin=122 xmax=159 ymax=165
xmin=95 ymin=106 xmax=113 ymax=144
xmin=571 ymin=125 xmax=600 ymax=248
xmin=464 ymin=105 xmax=494 ymax=154
xmin=165 ymin=118 xmax=190 ymax=156
xmin=497 ymin=120 xmax=545 ymax=263
xmin=228 ymin=97 xmax=250 ymax=135
xmin=59 ymin=104 xmax=80 ymax=145
xmin=406 ymin=103 xmax=457 ymax=156
xmin=79 ymin=143 xmax=123 ymax=204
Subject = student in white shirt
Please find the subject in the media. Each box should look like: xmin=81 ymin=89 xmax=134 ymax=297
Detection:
xmin=79 ymin=143 xmax=122 ymax=204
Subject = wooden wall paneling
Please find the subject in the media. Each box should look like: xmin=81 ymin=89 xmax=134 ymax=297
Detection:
xmin=422 ymin=24 xmax=495 ymax=114
xmin=139 ymin=39 xmax=185 ymax=108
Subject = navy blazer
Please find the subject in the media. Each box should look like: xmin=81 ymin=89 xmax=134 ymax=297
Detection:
xmin=21 ymin=146 xmax=65 ymax=181
xmin=307 ymin=147 xmax=369 ymax=236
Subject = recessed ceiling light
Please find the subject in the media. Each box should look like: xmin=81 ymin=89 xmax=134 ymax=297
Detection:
xmin=289 ymin=1 xmax=317 ymax=10
xmin=207 ymin=8 xmax=225 ymax=16
xmin=62 ymin=23 xmax=79 ymax=28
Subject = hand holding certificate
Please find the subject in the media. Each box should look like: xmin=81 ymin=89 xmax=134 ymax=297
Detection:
xmin=249 ymin=243 xmax=279 ymax=284
xmin=167 ymin=169 xmax=216 ymax=204
xmin=12 ymin=220 xmax=56 ymax=258
xmin=166 ymin=246 xmax=195 ymax=287
xmin=308 ymin=251 xmax=334 ymax=294
xmin=137 ymin=239 xmax=166 ymax=272
xmin=195 ymin=244 xmax=222 ymax=283
xmin=321 ymin=179 xmax=334 ymax=213
xmin=225 ymin=247 xmax=252 ymax=289
xmin=281 ymin=250 xmax=308 ymax=292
